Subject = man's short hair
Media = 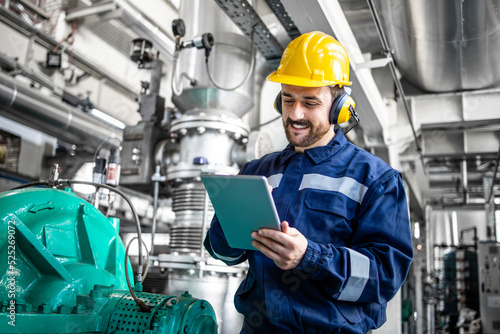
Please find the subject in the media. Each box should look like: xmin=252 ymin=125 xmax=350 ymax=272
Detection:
xmin=330 ymin=85 xmax=345 ymax=100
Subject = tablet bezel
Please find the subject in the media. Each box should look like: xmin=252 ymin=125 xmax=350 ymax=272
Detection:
xmin=201 ymin=174 xmax=281 ymax=250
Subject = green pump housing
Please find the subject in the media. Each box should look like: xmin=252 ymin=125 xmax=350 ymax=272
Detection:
xmin=0 ymin=188 xmax=217 ymax=334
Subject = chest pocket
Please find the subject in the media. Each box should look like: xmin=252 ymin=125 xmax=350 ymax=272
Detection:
xmin=302 ymin=190 xmax=357 ymax=245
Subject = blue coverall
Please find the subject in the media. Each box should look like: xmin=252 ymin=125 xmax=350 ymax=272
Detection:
xmin=204 ymin=129 xmax=414 ymax=333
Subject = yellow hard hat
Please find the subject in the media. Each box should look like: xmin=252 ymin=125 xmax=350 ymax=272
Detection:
xmin=267 ymin=31 xmax=352 ymax=87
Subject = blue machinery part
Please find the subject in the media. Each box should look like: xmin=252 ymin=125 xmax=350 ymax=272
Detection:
xmin=0 ymin=188 xmax=217 ymax=333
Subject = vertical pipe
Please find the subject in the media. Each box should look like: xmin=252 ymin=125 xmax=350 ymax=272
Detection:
xmin=450 ymin=211 xmax=464 ymax=317
xmin=426 ymin=303 xmax=435 ymax=334
xmin=425 ymin=205 xmax=434 ymax=275
xmin=483 ymin=176 xmax=497 ymax=240
xmin=451 ymin=211 xmax=459 ymax=246
xmin=424 ymin=205 xmax=435 ymax=334
xmin=200 ymin=189 xmax=209 ymax=258
xmin=150 ymin=165 xmax=162 ymax=255
xmin=415 ymin=261 xmax=423 ymax=334
xmin=461 ymin=159 xmax=469 ymax=204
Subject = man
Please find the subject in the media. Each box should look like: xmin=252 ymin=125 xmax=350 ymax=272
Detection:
xmin=204 ymin=31 xmax=413 ymax=333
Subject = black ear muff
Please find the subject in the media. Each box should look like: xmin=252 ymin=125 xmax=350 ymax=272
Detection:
xmin=329 ymin=92 xmax=351 ymax=125
xmin=274 ymin=91 xmax=282 ymax=114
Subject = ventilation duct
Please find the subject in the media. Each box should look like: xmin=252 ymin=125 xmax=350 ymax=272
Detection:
xmin=374 ymin=0 xmax=500 ymax=92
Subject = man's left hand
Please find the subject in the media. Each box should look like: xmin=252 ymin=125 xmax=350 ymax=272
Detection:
xmin=251 ymin=221 xmax=308 ymax=270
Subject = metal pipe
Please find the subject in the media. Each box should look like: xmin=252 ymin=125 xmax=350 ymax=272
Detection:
xmin=425 ymin=205 xmax=433 ymax=274
xmin=483 ymin=175 xmax=497 ymax=240
xmin=199 ymin=186 xmax=210 ymax=258
xmin=0 ymin=71 xmax=122 ymax=151
xmin=0 ymin=52 xmax=57 ymax=92
xmin=14 ymin=0 xmax=50 ymax=19
xmin=0 ymin=7 xmax=138 ymax=97
xmin=114 ymin=0 xmax=176 ymax=58
xmin=372 ymin=0 xmax=500 ymax=92
xmin=461 ymin=159 xmax=469 ymax=204
xmin=150 ymin=165 xmax=161 ymax=255
xmin=426 ymin=302 xmax=435 ymax=334
xmin=424 ymin=204 xmax=436 ymax=334
xmin=366 ymin=0 xmax=423 ymax=157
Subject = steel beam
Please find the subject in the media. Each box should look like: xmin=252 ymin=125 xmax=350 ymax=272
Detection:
xmin=65 ymin=1 xmax=117 ymax=21
xmin=410 ymin=88 xmax=500 ymax=130
xmin=421 ymin=128 xmax=500 ymax=157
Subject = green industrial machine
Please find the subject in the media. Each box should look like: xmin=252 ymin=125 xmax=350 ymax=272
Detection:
xmin=0 ymin=187 xmax=217 ymax=334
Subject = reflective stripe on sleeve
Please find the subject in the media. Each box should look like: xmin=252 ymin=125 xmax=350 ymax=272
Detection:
xmin=209 ymin=238 xmax=246 ymax=263
xmin=267 ymin=173 xmax=283 ymax=189
xmin=298 ymin=173 xmax=368 ymax=204
xmin=338 ymin=248 xmax=370 ymax=302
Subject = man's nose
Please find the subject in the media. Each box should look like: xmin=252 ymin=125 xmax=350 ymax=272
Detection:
xmin=289 ymin=102 xmax=305 ymax=120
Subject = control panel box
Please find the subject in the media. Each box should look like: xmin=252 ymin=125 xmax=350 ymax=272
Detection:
xmin=478 ymin=242 xmax=500 ymax=334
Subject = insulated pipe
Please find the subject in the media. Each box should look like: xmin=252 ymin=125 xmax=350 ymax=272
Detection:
xmin=0 ymin=71 xmax=122 ymax=151
xmin=373 ymin=0 xmax=500 ymax=92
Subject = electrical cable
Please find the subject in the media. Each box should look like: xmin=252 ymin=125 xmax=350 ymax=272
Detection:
xmin=125 ymin=236 xmax=150 ymax=281
xmin=250 ymin=115 xmax=282 ymax=131
xmin=205 ymin=27 xmax=257 ymax=91
xmin=48 ymin=8 xmax=62 ymax=36
xmin=170 ymin=48 xmax=197 ymax=96
xmin=124 ymin=236 xmax=151 ymax=312
xmin=11 ymin=181 xmax=49 ymax=190
xmin=170 ymin=48 xmax=183 ymax=96
xmin=64 ymin=180 xmax=144 ymax=273
xmin=68 ymin=20 xmax=77 ymax=64
xmin=53 ymin=31 xmax=72 ymax=53
xmin=92 ymin=136 xmax=122 ymax=164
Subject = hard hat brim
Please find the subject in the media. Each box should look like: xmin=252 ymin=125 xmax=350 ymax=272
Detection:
xmin=267 ymin=71 xmax=352 ymax=87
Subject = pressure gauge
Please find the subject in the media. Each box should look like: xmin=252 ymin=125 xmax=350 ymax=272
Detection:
xmin=172 ymin=19 xmax=186 ymax=38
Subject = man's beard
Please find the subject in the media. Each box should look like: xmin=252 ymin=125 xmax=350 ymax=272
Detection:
xmin=284 ymin=118 xmax=331 ymax=148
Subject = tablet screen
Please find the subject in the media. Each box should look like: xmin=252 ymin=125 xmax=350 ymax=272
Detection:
xmin=201 ymin=174 xmax=281 ymax=250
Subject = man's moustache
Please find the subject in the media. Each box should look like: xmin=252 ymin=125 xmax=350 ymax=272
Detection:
xmin=285 ymin=119 xmax=312 ymax=127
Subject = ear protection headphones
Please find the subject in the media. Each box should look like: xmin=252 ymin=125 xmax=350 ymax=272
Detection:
xmin=273 ymin=88 xmax=356 ymax=125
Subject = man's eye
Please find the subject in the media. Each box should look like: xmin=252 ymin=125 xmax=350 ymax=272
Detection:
xmin=305 ymin=102 xmax=318 ymax=107
xmin=283 ymin=99 xmax=294 ymax=104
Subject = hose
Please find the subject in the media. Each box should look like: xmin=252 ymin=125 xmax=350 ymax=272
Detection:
xmin=205 ymin=27 xmax=257 ymax=91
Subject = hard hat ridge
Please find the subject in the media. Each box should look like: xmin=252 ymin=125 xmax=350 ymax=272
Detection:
xmin=267 ymin=31 xmax=352 ymax=87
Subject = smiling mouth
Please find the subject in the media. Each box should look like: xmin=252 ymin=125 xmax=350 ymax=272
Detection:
xmin=291 ymin=123 xmax=309 ymax=129
xmin=287 ymin=119 xmax=311 ymax=130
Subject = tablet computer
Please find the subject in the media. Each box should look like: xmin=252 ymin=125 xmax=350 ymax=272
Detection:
xmin=201 ymin=174 xmax=281 ymax=250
